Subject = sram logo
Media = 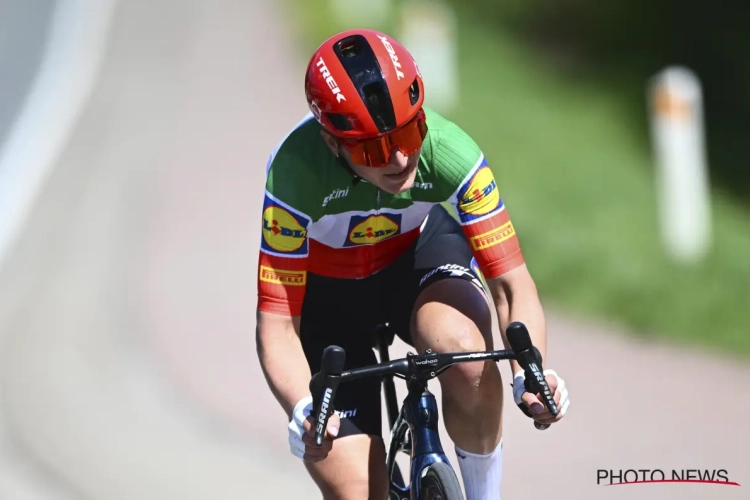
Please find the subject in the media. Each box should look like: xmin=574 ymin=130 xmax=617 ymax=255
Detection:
xmin=378 ymin=35 xmax=405 ymax=80
xmin=316 ymin=388 xmax=333 ymax=435
xmin=316 ymin=57 xmax=346 ymax=103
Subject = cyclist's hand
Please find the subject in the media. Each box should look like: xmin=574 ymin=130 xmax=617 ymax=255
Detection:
xmin=512 ymin=369 xmax=570 ymax=425
xmin=301 ymin=411 xmax=340 ymax=463
xmin=288 ymin=396 xmax=340 ymax=462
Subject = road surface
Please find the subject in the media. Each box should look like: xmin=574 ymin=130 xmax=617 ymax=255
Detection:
xmin=0 ymin=0 xmax=748 ymax=498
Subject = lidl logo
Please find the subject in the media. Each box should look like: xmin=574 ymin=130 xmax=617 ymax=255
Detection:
xmin=470 ymin=221 xmax=515 ymax=251
xmin=458 ymin=166 xmax=501 ymax=217
xmin=344 ymin=213 xmax=402 ymax=247
xmin=261 ymin=200 xmax=309 ymax=256
xmin=259 ymin=266 xmax=307 ymax=286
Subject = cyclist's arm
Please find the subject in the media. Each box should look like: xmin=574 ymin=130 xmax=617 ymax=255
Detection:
xmin=256 ymin=179 xmax=316 ymax=417
xmin=486 ymin=265 xmax=547 ymax=375
xmin=461 ymin=202 xmax=547 ymax=373
xmin=440 ymin=143 xmax=548 ymax=372
xmin=256 ymin=311 xmax=311 ymax=418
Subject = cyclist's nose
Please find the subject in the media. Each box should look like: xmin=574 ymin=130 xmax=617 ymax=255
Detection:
xmin=388 ymin=148 xmax=409 ymax=168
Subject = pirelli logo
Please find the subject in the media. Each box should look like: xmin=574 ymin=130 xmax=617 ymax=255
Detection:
xmin=259 ymin=266 xmax=307 ymax=286
xmin=470 ymin=222 xmax=515 ymax=251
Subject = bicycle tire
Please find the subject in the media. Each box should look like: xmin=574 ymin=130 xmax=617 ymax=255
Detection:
xmin=418 ymin=461 xmax=464 ymax=500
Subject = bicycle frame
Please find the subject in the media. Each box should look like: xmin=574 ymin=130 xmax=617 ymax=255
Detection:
xmin=377 ymin=329 xmax=452 ymax=500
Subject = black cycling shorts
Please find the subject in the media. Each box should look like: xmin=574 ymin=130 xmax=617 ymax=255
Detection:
xmin=299 ymin=204 xmax=487 ymax=439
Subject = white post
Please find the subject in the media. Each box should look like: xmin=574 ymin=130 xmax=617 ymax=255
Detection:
xmin=398 ymin=0 xmax=458 ymax=114
xmin=330 ymin=0 xmax=391 ymax=28
xmin=647 ymin=66 xmax=712 ymax=264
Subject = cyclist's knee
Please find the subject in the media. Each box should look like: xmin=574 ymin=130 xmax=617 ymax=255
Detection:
xmin=411 ymin=278 xmax=495 ymax=393
xmin=412 ymin=278 xmax=492 ymax=346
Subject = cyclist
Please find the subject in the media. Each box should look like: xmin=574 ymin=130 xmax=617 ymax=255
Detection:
xmin=256 ymin=28 xmax=571 ymax=499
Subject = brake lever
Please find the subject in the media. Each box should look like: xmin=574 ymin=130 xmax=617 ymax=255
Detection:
xmin=524 ymin=369 xmax=553 ymax=431
xmin=506 ymin=322 xmax=559 ymax=431
xmin=311 ymin=346 xmax=346 ymax=447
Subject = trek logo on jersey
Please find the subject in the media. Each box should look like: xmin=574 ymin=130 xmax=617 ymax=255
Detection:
xmin=470 ymin=221 xmax=516 ymax=251
xmin=456 ymin=159 xmax=503 ymax=223
xmin=344 ymin=213 xmax=402 ymax=247
xmin=260 ymin=198 xmax=310 ymax=256
xmin=259 ymin=266 xmax=307 ymax=286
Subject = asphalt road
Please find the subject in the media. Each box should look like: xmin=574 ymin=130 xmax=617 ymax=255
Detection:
xmin=0 ymin=0 xmax=748 ymax=498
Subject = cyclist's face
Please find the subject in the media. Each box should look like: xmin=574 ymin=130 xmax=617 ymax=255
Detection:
xmin=321 ymin=131 xmax=421 ymax=195
xmin=346 ymin=147 xmax=421 ymax=195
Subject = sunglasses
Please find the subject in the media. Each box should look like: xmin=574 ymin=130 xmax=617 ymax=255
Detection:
xmin=340 ymin=109 xmax=428 ymax=168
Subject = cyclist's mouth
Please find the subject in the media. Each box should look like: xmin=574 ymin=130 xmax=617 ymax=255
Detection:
xmin=383 ymin=164 xmax=414 ymax=181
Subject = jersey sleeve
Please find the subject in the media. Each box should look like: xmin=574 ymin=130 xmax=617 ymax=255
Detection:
xmin=257 ymin=143 xmax=318 ymax=316
xmin=436 ymin=123 xmax=526 ymax=280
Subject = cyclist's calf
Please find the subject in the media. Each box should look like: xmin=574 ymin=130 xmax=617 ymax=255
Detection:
xmin=410 ymin=278 xmax=504 ymax=454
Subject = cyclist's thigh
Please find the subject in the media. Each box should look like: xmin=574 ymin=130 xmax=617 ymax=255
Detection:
xmin=388 ymin=204 xmax=490 ymax=345
xmin=299 ymin=273 xmax=389 ymax=499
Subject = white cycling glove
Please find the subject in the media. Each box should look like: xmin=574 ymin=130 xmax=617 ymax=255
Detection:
xmin=288 ymin=395 xmax=314 ymax=459
xmin=512 ymin=369 xmax=570 ymax=418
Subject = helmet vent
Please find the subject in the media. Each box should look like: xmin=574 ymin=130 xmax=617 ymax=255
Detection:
xmin=327 ymin=113 xmax=353 ymax=131
xmin=409 ymin=78 xmax=420 ymax=106
xmin=333 ymin=34 xmax=397 ymax=134
xmin=363 ymin=82 xmax=396 ymax=132
xmin=338 ymin=39 xmax=363 ymax=59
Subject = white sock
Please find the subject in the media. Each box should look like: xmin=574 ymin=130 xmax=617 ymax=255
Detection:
xmin=455 ymin=439 xmax=503 ymax=500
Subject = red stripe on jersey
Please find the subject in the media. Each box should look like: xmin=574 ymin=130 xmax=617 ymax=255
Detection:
xmin=308 ymin=228 xmax=420 ymax=279
xmin=257 ymin=252 xmax=308 ymax=316
xmin=462 ymin=209 xmax=525 ymax=279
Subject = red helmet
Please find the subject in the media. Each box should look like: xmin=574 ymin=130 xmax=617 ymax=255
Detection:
xmin=304 ymin=29 xmax=426 ymax=144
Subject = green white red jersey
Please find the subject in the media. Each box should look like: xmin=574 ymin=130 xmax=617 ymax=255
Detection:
xmin=258 ymin=107 xmax=525 ymax=316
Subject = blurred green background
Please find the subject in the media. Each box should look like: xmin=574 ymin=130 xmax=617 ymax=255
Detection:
xmin=281 ymin=0 xmax=750 ymax=358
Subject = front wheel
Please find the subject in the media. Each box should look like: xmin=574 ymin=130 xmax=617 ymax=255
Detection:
xmin=418 ymin=461 xmax=464 ymax=500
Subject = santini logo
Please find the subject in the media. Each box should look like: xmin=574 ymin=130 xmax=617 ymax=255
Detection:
xmin=322 ymin=187 xmax=349 ymax=207
xmin=335 ymin=408 xmax=357 ymax=419
xmin=597 ymin=469 xmax=740 ymax=487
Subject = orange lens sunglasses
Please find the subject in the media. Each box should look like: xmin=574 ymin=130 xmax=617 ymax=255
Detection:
xmin=340 ymin=109 xmax=428 ymax=167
